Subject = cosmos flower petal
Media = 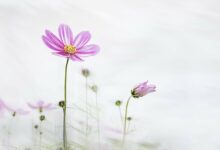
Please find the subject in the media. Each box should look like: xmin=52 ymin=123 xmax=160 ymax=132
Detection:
xmin=73 ymin=31 xmax=91 ymax=49
xmin=27 ymin=102 xmax=38 ymax=109
xmin=44 ymin=103 xmax=53 ymax=109
xmin=52 ymin=52 xmax=69 ymax=58
xmin=45 ymin=30 xmax=64 ymax=48
xmin=76 ymin=44 xmax=100 ymax=57
xmin=70 ymin=55 xmax=84 ymax=61
xmin=58 ymin=24 xmax=74 ymax=45
xmin=37 ymin=100 xmax=45 ymax=107
xmin=2 ymin=103 xmax=14 ymax=112
xmin=131 ymin=81 xmax=156 ymax=98
xmin=42 ymin=36 xmax=63 ymax=51
xmin=28 ymin=100 xmax=55 ymax=111
xmin=146 ymin=84 xmax=156 ymax=93
xmin=16 ymin=109 xmax=29 ymax=115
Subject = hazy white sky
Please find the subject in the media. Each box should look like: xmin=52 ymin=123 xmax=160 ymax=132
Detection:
xmin=0 ymin=0 xmax=220 ymax=149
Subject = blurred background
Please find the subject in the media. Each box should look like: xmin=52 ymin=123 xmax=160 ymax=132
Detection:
xmin=0 ymin=0 xmax=220 ymax=149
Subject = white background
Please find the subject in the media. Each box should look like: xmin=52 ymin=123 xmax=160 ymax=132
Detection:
xmin=0 ymin=0 xmax=220 ymax=149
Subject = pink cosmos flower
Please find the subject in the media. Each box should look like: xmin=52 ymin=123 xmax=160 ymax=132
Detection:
xmin=131 ymin=81 xmax=156 ymax=98
xmin=42 ymin=24 xmax=100 ymax=61
xmin=27 ymin=100 xmax=54 ymax=113
xmin=0 ymin=100 xmax=29 ymax=117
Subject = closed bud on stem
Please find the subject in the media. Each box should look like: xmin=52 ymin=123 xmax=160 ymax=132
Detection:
xmin=40 ymin=115 xmax=45 ymax=121
xmin=81 ymin=68 xmax=90 ymax=77
xmin=131 ymin=81 xmax=156 ymax=98
xmin=59 ymin=101 xmax=65 ymax=108
xmin=12 ymin=112 xmax=16 ymax=117
xmin=90 ymin=85 xmax=98 ymax=93
xmin=34 ymin=125 xmax=38 ymax=129
xmin=115 ymin=100 xmax=122 ymax=106
xmin=127 ymin=117 xmax=132 ymax=121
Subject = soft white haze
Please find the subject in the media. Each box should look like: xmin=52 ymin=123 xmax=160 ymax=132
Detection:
xmin=0 ymin=0 xmax=220 ymax=150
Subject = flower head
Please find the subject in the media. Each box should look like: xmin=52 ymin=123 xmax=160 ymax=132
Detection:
xmin=27 ymin=100 xmax=55 ymax=113
xmin=42 ymin=24 xmax=100 ymax=61
xmin=0 ymin=100 xmax=29 ymax=117
xmin=131 ymin=81 xmax=156 ymax=98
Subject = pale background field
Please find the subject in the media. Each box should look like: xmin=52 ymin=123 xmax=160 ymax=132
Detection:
xmin=0 ymin=0 xmax=220 ymax=150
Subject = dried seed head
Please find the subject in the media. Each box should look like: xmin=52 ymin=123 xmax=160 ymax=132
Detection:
xmin=81 ymin=68 xmax=90 ymax=77
xmin=90 ymin=85 xmax=98 ymax=93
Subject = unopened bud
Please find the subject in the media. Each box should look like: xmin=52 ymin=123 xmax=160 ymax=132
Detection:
xmin=59 ymin=101 xmax=65 ymax=108
xmin=90 ymin=85 xmax=98 ymax=93
xmin=115 ymin=100 xmax=122 ymax=106
xmin=81 ymin=68 xmax=90 ymax=77
xmin=34 ymin=125 xmax=38 ymax=129
xmin=40 ymin=115 xmax=45 ymax=121
xmin=127 ymin=117 xmax=132 ymax=121
xmin=12 ymin=112 xmax=16 ymax=117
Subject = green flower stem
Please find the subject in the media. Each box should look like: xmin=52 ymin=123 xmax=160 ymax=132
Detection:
xmin=63 ymin=58 xmax=69 ymax=150
xmin=85 ymin=76 xmax=89 ymax=136
xmin=39 ymin=121 xmax=42 ymax=150
xmin=95 ymin=92 xmax=101 ymax=149
xmin=118 ymin=106 xmax=123 ymax=126
xmin=122 ymin=96 xmax=132 ymax=144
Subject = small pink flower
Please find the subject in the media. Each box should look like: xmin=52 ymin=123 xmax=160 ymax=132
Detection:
xmin=27 ymin=100 xmax=55 ymax=113
xmin=42 ymin=24 xmax=100 ymax=61
xmin=131 ymin=81 xmax=156 ymax=98
xmin=0 ymin=100 xmax=29 ymax=117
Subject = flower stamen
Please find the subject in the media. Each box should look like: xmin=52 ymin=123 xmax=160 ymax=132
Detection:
xmin=64 ymin=45 xmax=76 ymax=54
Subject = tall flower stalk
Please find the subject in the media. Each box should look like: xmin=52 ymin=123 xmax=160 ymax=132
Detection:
xmin=122 ymin=81 xmax=156 ymax=145
xmin=90 ymin=84 xmax=100 ymax=149
xmin=42 ymin=24 xmax=100 ymax=150
xmin=122 ymin=96 xmax=132 ymax=144
xmin=63 ymin=58 xmax=69 ymax=149
xmin=82 ymin=68 xmax=90 ymax=136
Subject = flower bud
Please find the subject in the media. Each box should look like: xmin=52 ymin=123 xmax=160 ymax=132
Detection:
xmin=127 ymin=117 xmax=132 ymax=121
xmin=131 ymin=81 xmax=156 ymax=98
xmin=59 ymin=101 xmax=65 ymax=108
xmin=34 ymin=125 xmax=38 ymax=129
xmin=40 ymin=115 xmax=45 ymax=121
xmin=12 ymin=112 xmax=16 ymax=117
xmin=115 ymin=100 xmax=122 ymax=106
xmin=81 ymin=68 xmax=90 ymax=77
xmin=90 ymin=85 xmax=98 ymax=93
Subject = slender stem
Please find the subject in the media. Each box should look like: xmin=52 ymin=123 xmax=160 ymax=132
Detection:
xmin=63 ymin=58 xmax=69 ymax=150
xmin=85 ymin=77 xmax=89 ymax=136
xmin=126 ymin=121 xmax=131 ymax=133
xmin=122 ymin=96 xmax=132 ymax=144
xmin=39 ymin=121 xmax=42 ymax=150
xmin=95 ymin=92 xmax=101 ymax=149
xmin=118 ymin=106 xmax=123 ymax=126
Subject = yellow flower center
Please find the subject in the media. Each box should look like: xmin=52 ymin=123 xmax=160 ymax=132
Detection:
xmin=64 ymin=45 xmax=76 ymax=54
